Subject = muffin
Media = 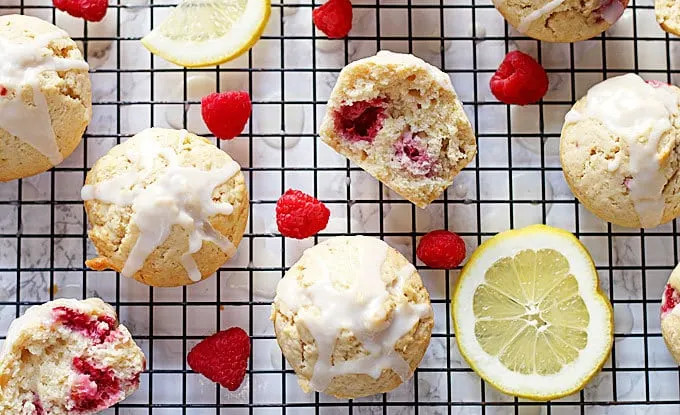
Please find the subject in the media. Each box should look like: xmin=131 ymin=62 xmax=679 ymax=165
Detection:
xmin=493 ymin=0 xmax=629 ymax=42
xmin=560 ymin=74 xmax=680 ymax=229
xmin=319 ymin=51 xmax=476 ymax=208
xmin=656 ymin=0 xmax=680 ymax=36
xmin=0 ymin=14 xmax=92 ymax=182
xmin=271 ymin=235 xmax=434 ymax=399
xmin=662 ymin=264 xmax=680 ymax=362
xmin=82 ymin=128 xmax=249 ymax=287
xmin=0 ymin=298 xmax=145 ymax=414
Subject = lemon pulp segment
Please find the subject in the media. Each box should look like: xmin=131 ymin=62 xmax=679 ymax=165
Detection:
xmin=158 ymin=0 xmax=248 ymax=41
xmin=473 ymin=249 xmax=590 ymax=375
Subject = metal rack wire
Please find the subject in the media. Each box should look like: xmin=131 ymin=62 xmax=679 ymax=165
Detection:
xmin=0 ymin=0 xmax=679 ymax=413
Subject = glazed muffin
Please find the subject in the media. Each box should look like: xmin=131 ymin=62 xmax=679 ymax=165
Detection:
xmin=661 ymin=264 xmax=680 ymax=362
xmin=655 ymin=0 xmax=680 ymax=36
xmin=319 ymin=51 xmax=476 ymax=208
xmin=493 ymin=0 xmax=629 ymax=42
xmin=0 ymin=298 xmax=145 ymax=414
xmin=0 ymin=14 xmax=92 ymax=182
xmin=271 ymin=235 xmax=434 ymax=399
xmin=82 ymin=128 xmax=249 ymax=287
xmin=560 ymin=74 xmax=680 ymax=229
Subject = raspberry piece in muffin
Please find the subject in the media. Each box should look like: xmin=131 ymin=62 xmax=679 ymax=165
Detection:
xmin=0 ymin=298 xmax=146 ymax=414
xmin=334 ymin=98 xmax=388 ymax=142
xmin=320 ymin=51 xmax=476 ymax=208
xmin=52 ymin=306 xmax=117 ymax=344
xmin=662 ymin=284 xmax=680 ymax=317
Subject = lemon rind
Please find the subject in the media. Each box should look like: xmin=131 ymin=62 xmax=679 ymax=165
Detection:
xmin=141 ymin=0 xmax=271 ymax=68
xmin=452 ymin=224 xmax=614 ymax=401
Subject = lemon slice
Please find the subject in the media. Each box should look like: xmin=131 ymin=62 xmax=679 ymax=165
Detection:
xmin=141 ymin=0 xmax=271 ymax=68
xmin=453 ymin=224 xmax=613 ymax=400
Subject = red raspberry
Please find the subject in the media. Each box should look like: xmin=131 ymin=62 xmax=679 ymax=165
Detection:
xmin=490 ymin=51 xmax=549 ymax=106
xmin=313 ymin=0 xmax=353 ymax=39
xmin=53 ymin=0 xmax=108 ymax=22
xmin=187 ymin=327 xmax=250 ymax=391
xmin=276 ymin=189 xmax=330 ymax=239
xmin=201 ymin=91 xmax=251 ymax=140
xmin=416 ymin=230 xmax=466 ymax=269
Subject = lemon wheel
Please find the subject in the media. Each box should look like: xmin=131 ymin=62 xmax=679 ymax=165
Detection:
xmin=141 ymin=0 xmax=271 ymax=68
xmin=452 ymin=224 xmax=613 ymax=400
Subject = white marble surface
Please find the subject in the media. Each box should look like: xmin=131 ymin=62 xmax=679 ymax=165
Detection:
xmin=1 ymin=0 xmax=680 ymax=413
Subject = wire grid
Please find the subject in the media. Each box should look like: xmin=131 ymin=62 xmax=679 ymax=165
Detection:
xmin=1 ymin=0 xmax=680 ymax=413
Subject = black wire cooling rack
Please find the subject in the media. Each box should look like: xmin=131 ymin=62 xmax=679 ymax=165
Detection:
xmin=1 ymin=0 xmax=680 ymax=413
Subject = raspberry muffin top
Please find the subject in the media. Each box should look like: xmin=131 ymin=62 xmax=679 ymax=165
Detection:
xmin=560 ymin=74 xmax=680 ymax=229
xmin=82 ymin=128 xmax=249 ymax=287
xmin=271 ymin=236 xmax=433 ymax=399
xmin=493 ymin=0 xmax=628 ymax=42
xmin=0 ymin=14 xmax=91 ymax=181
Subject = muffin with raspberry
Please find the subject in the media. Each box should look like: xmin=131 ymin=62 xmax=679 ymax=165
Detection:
xmin=272 ymin=235 xmax=433 ymax=398
xmin=0 ymin=298 xmax=146 ymax=414
xmin=0 ymin=14 xmax=92 ymax=182
xmin=82 ymin=128 xmax=249 ymax=287
xmin=494 ymin=0 xmax=629 ymax=42
xmin=662 ymin=264 xmax=680 ymax=362
xmin=319 ymin=51 xmax=476 ymax=208
xmin=560 ymin=74 xmax=680 ymax=229
xmin=655 ymin=0 xmax=680 ymax=36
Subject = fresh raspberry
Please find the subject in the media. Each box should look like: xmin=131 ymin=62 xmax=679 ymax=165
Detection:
xmin=201 ymin=91 xmax=251 ymax=140
xmin=0 ymin=86 xmax=7 ymax=96
xmin=661 ymin=284 xmax=679 ymax=317
xmin=489 ymin=51 xmax=549 ymax=106
xmin=276 ymin=189 xmax=330 ymax=239
xmin=416 ymin=230 xmax=466 ymax=269
xmin=53 ymin=0 xmax=108 ymax=22
xmin=187 ymin=327 xmax=250 ymax=391
xmin=313 ymin=0 xmax=353 ymax=39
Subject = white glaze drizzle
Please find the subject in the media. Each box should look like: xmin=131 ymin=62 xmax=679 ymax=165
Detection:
xmin=274 ymin=236 xmax=432 ymax=392
xmin=81 ymin=129 xmax=240 ymax=281
xmin=564 ymin=74 xmax=679 ymax=228
xmin=517 ymin=0 xmax=566 ymax=33
xmin=0 ymin=30 xmax=89 ymax=165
